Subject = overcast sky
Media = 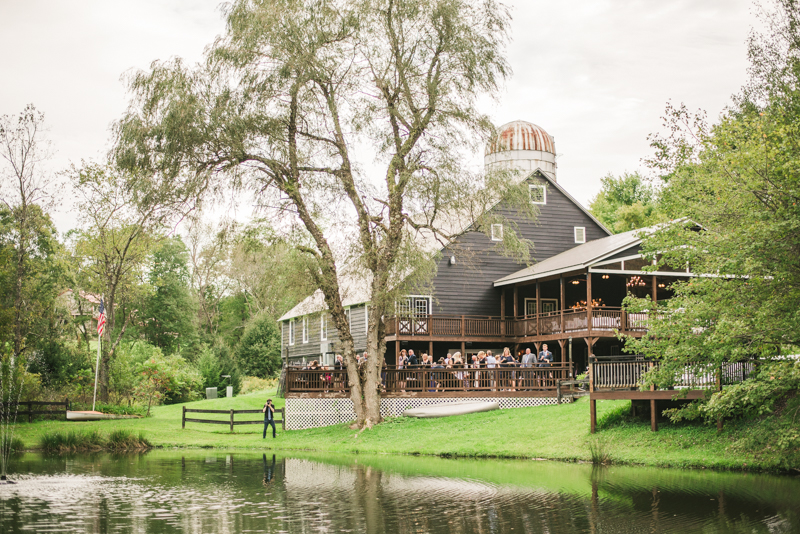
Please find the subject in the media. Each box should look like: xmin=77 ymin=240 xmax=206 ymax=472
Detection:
xmin=0 ymin=0 xmax=754 ymax=233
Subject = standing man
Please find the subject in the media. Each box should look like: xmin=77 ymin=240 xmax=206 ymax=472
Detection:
xmin=262 ymin=399 xmax=277 ymax=439
xmin=521 ymin=348 xmax=536 ymax=389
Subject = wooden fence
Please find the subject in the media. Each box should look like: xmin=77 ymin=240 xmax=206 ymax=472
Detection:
xmin=182 ymin=406 xmax=285 ymax=432
xmin=1 ymin=400 xmax=69 ymax=422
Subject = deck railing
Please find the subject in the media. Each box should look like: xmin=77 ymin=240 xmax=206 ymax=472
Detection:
xmin=590 ymin=356 xmax=756 ymax=390
xmin=286 ymin=363 xmax=573 ymax=395
xmin=385 ymin=307 xmax=649 ymax=339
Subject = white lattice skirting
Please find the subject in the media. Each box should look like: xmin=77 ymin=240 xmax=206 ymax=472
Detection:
xmin=285 ymin=396 xmax=566 ymax=430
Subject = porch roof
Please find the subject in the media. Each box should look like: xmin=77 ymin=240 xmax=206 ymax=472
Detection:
xmin=493 ymin=227 xmax=647 ymax=287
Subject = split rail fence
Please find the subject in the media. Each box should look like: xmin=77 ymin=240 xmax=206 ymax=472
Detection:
xmin=182 ymin=406 xmax=285 ymax=432
xmin=1 ymin=400 xmax=69 ymax=422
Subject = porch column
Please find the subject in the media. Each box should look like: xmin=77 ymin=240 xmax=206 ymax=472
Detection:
xmin=560 ymin=274 xmax=565 ymax=333
xmin=535 ymin=281 xmax=540 ymax=333
xmin=513 ymin=285 xmax=519 ymax=317
xmin=429 ymin=341 xmax=434 ymax=359
xmin=460 ymin=341 xmax=465 ymax=356
xmin=652 ymin=275 xmax=657 ymax=303
xmin=500 ymin=289 xmax=506 ymax=336
xmin=586 ymin=272 xmax=593 ymax=337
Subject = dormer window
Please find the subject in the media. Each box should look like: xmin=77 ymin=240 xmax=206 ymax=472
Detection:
xmin=530 ymin=184 xmax=546 ymax=205
xmin=574 ymin=226 xmax=586 ymax=244
xmin=491 ymin=224 xmax=503 ymax=241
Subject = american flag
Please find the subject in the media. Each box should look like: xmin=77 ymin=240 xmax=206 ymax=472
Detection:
xmin=97 ymin=299 xmax=106 ymax=336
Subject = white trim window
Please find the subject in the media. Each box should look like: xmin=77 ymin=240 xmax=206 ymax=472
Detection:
xmin=574 ymin=226 xmax=586 ymax=244
xmin=302 ymin=316 xmax=309 ymax=343
xmin=530 ymin=184 xmax=546 ymax=205
xmin=320 ymin=313 xmax=328 ymax=341
xmin=288 ymin=319 xmax=295 ymax=345
xmin=491 ymin=223 xmax=503 ymax=241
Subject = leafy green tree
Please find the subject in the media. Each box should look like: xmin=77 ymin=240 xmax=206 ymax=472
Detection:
xmin=141 ymin=236 xmax=199 ymax=355
xmin=588 ymin=172 xmax=662 ymax=233
xmin=0 ymin=106 xmax=62 ymax=359
xmin=235 ymin=313 xmax=282 ymax=378
xmin=115 ymin=0 xmax=519 ymax=428
xmin=624 ymin=0 xmax=800 ymax=424
xmin=70 ymin=163 xmax=168 ymax=402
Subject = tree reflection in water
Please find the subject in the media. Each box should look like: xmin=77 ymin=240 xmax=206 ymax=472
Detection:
xmin=0 ymin=451 xmax=797 ymax=533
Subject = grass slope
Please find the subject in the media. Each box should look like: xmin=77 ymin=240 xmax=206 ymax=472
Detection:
xmin=10 ymin=390 xmax=799 ymax=472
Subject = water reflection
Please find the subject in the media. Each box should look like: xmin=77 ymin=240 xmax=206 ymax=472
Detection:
xmin=0 ymin=451 xmax=798 ymax=533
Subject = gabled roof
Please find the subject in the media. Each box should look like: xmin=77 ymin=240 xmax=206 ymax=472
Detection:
xmin=493 ymin=226 xmax=649 ymax=287
xmin=278 ymin=271 xmax=372 ymax=322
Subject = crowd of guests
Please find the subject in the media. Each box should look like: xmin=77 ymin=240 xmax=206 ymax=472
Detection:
xmin=294 ymin=345 xmax=557 ymax=392
xmin=393 ymin=346 xmax=555 ymax=391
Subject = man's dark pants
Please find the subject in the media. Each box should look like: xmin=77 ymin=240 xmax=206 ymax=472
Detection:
xmin=263 ymin=419 xmax=276 ymax=439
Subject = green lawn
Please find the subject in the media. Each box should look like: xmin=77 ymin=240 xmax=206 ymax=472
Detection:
xmin=10 ymin=390 xmax=798 ymax=472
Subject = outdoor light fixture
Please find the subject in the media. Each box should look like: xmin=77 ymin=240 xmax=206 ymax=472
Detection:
xmin=450 ymin=255 xmax=456 ymax=265
xmin=658 ymin=283 xmax=666 ymax=288
xmin=626 ymin=276 xmax=646 ymax=288
xmin=601 ymin=274 xmax=609 ymax=279
xmin=571 ymin=279 xmax=580 ymax=285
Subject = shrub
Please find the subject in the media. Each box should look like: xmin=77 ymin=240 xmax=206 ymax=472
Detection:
xmin=241 ymin=376 xmax=278 ymax=394
xmin=106 ymin=430 xmax=151 ymax=450
xmin=197 ymin=344 xmax=242 ymax=395
xmin=40 ymin=430 xmax=151 ymax=452
xmin=40 ymin=430 xmax=105 ymax=452
xmin=587 ymin=436 xmax=612 ymax=465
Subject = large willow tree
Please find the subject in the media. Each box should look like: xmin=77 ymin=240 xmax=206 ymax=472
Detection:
xmin=115 ymin=0 xmax=527 ymax=428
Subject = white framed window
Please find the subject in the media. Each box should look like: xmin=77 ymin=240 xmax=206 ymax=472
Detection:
xmin=530 ymin=184 xmax=546 ymax=205
xmin=320 ymin=313 xmax=328 ymax=341
xmin=288 ymin=319 xmax=295 ymax=345
xmin=302 ymin=316 xmax=308 ymax=343
xmin=491 ymin=223 xmax=503 ymax=241
xmin=574 ymin=226 xmax=586 ymax=244
xmin=524 ymin=298 xmax=537 ymax=316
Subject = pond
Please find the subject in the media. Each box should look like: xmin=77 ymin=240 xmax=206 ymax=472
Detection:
xmin=0 ymin=451 xmax=798 ymax=533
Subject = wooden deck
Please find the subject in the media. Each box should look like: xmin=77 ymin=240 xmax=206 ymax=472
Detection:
xmin=384 ymin=307 xmax=649 ymax=343
xmin=588 ymin=356 xmax=755 ymax=432
xmin=286 ymin=364 xmax=574 ymax=398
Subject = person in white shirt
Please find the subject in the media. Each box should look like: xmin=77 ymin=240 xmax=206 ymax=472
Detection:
xmin=485 ymin=351 xmax=497 ymax=390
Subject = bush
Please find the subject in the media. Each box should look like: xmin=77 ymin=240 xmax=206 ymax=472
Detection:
xmin=662 ymin=360 xmax=800 ymax=424
xmin=241 ymin=376 xmax=278 ymax=394
xmin=197 ymin=344 xmax=242 ymax=395
xmin=40 ymin=430 xmax=150 ymax=452
xmin=106 ymin=430 xmax=151 ymax=450
xmin=235 ymin=314 xmax=282 ymax=378
xmin=40 ymin=429 xmax=105 ymax=452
